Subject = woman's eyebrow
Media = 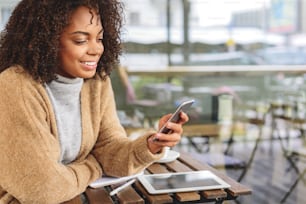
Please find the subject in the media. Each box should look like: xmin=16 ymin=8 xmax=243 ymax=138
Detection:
xmin=70 ymin=29 xmax=104 ymax=36
xmin=70 ymin=31 xmax=90 ymax=36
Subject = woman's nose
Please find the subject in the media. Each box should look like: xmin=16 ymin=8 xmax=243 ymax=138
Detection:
xmin=88 ymin=41 xmax=104 ymax=55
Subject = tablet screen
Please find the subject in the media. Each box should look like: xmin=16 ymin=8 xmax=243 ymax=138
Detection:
xmin=138 ymin=170 xmax=230 ymax=194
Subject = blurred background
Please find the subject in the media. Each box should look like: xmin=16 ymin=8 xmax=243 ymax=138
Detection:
xmin=119 ymin=0 xmax=306 ymax=67
xmin=1 ymin=1 xmax=306 ymax=66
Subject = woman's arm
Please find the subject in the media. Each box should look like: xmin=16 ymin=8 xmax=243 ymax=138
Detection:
xmin=91 ymin=78 xmax=163 ymax=177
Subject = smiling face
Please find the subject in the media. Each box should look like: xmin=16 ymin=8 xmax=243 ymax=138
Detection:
xmin=58 ymin=6 xmax=104 ymax=79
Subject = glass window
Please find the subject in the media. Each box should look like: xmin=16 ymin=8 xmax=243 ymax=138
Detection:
xmin=1 ymin=7 xmax=11 ymax=27
xmin=1 ymin=0 xmax=305 ymax=67
xmin=0 ymin=1 xmax=20 ymax=30
xmin=121 ymin=0 xmax=306 ymax=67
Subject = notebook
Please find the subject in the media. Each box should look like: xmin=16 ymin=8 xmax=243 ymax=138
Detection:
xmin=89 ymin=171 xmax=143 ymax=188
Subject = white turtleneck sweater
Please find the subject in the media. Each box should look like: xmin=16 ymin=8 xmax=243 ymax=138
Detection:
xmin=45 ymin=75 xmax=83 ymax=164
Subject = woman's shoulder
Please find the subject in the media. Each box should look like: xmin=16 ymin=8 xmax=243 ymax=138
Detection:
xmin=0 ymin=65 xmax=32 ymax=83
xmin=0 ymin=65 xmax=41 ymax=93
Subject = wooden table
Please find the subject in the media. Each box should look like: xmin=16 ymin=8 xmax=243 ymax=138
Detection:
xmin=65 ymin=151 xmax=252 ymax=204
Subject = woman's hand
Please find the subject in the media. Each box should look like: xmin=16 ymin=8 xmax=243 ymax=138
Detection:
xmin=147 ymin=112 xmax=189 ymax=154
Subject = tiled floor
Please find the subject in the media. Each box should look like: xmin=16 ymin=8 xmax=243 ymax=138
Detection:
xmin=173 ymin=124 xmax=306 ymax=204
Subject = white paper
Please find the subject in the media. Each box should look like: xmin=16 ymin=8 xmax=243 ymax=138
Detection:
xmin=89 ymin=171 xmax=144 ymax=188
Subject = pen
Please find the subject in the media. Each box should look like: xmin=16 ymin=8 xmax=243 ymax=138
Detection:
xmin=109 ymin=179 xmax=136 ymax=196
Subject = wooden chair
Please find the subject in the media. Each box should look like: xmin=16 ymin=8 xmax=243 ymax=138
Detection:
xmin=278 ymin=122 xmax=306 ymax=203
xmin=228 ymin=100 xmax=268 ymax=182
xmin=186 ymin=97 xmax=267 ymax=183
xmin=273 ymin=100 xmax=306 ymax=203
xmin=191 ymin=123 xmax=264 ymax=183
xmin=280 ymin=147 xmax=306 ymax=203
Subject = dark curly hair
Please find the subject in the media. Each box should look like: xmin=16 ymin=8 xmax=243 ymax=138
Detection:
xmin=0 ymin=0 xmax=123 ymax=83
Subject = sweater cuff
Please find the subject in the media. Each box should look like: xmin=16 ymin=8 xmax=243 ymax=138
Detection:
xmin=133 ymin=131 xmax=164 ymax=163
xmin=87 ymin=154 xmax=103 ymax=179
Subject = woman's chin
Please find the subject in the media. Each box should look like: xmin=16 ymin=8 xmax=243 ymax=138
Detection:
xmin=80 ymin=70 xmax=96 ymax=79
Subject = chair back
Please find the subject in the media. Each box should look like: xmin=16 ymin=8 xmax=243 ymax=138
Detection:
xmin=111 ymin=66 xmax=137 ymax=110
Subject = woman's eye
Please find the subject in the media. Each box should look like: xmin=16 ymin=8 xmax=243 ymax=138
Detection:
xmin=74 ymin=40 xmax=87 ymax=45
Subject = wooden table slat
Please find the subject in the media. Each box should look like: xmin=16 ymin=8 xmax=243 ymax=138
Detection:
xmin=116 ymin=186 xmax=144 ymax=204
xmin=201 ymin=189 xmax=227 ymax=199
xmin=165 ymin=160 xmax=193 ymax=172
xmin=147 ymin=163 xmax=169 ymax=174
xmin=85 ymin=187 xmax=114 ymax=204
xmin=174 ymin=191 xmax=201 ymax=202
xmin=134 ymin=181 xmax=173 ymax=204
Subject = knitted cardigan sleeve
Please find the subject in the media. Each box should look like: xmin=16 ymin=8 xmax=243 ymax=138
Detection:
xmin=90 ymin=76 xmax=164 ymax=177
xmin=0 ymin=67 xmax=102 ymax=204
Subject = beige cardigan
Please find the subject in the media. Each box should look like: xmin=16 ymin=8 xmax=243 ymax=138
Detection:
xmin=0 ymin=66 xmax=162 ymax=204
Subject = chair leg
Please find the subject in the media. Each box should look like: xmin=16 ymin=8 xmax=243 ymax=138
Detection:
xmin=223 ymin=132 xmax=235 ymax=155
xmin=280 ymin=169 xmax=306 ymax=203
xmin=277 ymin=128 xmax=301 ymax=174
xmin=237 ymin=125 xmax=262 ymax=182
xmin=285 ymin=155 xmax=300 ymax=174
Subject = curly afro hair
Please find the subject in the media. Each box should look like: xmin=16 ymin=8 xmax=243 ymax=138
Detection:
xmin=0 ymin=0 xmax=123 ymax=83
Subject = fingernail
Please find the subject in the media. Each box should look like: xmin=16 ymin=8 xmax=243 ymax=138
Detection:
xmin=153 ymin=134 xmax=161 ymax=141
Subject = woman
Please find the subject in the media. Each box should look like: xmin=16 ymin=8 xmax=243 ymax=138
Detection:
xmin=0 ymin=0 xmax=188 ymax=203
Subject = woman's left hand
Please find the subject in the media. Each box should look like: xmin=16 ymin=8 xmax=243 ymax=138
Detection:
xmin=147 ymin=112 xmax=189 ymax=154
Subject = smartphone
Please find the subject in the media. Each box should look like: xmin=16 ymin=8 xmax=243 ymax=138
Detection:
xmin=158 ymin=99 xmax=195 ymax=134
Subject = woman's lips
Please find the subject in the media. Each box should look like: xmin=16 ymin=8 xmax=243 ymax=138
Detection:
xmin=81 ymin=61 xmax=97 ymax=70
